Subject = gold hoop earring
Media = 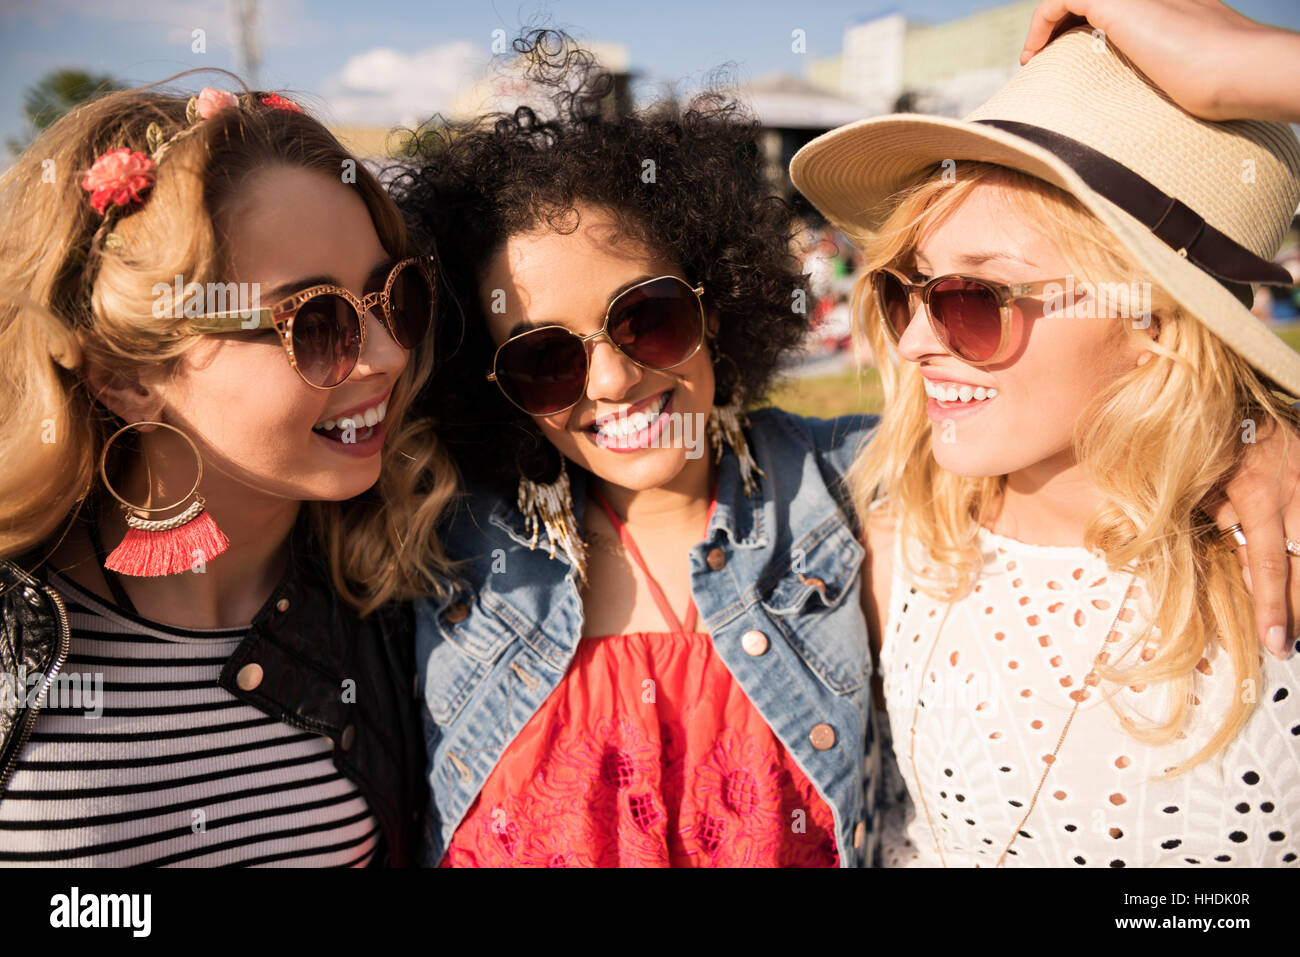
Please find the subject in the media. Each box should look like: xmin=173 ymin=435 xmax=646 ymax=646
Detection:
xmin=99 ymin=420 xmax=229 ymax=577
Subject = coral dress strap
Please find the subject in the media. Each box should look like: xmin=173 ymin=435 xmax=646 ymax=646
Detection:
xmin=590 ymin=486 xmax=718 ymax=635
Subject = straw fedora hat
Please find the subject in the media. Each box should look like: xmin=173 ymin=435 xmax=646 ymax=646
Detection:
xmin=790 ymin=26 xmax=1300 ymax=396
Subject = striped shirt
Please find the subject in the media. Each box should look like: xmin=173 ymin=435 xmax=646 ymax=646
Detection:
xmin=0 ymin=570 xmax=379 ymax=867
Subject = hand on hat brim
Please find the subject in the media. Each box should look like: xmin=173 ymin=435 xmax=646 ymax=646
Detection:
xmin=1020 ymin=0 xmax=1299 ymax=123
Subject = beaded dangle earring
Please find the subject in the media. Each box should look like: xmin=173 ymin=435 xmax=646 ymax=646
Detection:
xmin=708 ymin=391 xmax=765 ymax=497
xmin=517 ymin=457 xmax=588 ymax=583
xmin=100 ymin=420 xmax=230 ymax=576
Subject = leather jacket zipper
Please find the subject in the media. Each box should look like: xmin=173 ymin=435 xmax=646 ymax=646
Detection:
xmin=0 ymin=582 xmax=71 ymax=798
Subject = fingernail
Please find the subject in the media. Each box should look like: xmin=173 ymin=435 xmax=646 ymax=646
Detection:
xmin=1266 ymin=625 xmax=1288 ymax=659
xmin=1242 ymin=566 xmax=1253 ymax=592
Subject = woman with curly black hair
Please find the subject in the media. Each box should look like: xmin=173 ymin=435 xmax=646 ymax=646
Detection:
xmin=392 ymin=28 xmax=1300 ymax=870
xmin=390 ymin=34 xmax=879 ymax=867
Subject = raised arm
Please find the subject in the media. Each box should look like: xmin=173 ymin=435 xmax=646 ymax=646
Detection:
xmin=1021 ymin=0 xmax=1300 ymax=123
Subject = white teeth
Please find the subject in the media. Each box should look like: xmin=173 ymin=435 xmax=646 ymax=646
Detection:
xmin=924 ymin=380 xmax=998 ymax=404
xmin=314 ymin=397 xmax=389 ymax=432
xmin=593 ymin=393 xmax=668 ymax=438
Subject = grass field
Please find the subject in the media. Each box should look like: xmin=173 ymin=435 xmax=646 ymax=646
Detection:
xmin=766 ymin=366 xmax=883 ymax=418
xmin=766 ymin=323 xmax=1300 ymax=420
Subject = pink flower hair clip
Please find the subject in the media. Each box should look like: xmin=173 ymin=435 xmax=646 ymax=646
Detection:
xmin=80 ymin=87 xmax=305 ymax=221
xmin=80 ymin=148 xmax=156 ymax=216
xmin=192 ymin=86 xmax=238 ymax=121
xmin=260 ymin=93 xmax=303 ymax=113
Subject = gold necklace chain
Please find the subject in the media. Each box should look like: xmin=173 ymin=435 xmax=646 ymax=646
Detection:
xmin=906 ymin=568 xmax=1139 ymax=868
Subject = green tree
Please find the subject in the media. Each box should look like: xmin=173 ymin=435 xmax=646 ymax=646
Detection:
xmin=7 ymin=69 xmax=124 ymax=155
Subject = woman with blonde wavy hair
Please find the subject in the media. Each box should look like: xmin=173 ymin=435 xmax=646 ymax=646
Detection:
xmin=0 ymin=77 xmax=456 ymax=865
xmin=792 ymin=26 xmax=1300 ymax=866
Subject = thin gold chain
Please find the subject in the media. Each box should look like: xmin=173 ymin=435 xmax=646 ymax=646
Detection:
xmin=908 ymin=569 xmax=1138 ymax=867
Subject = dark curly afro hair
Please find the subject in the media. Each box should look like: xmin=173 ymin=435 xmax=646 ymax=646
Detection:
xmin=389 ymin=31 xmax=813 ymax=494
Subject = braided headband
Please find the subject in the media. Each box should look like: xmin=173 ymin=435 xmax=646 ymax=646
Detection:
xmin=63 ymin=88 xmax=304 ymax=366
xmin=81 ymin=88 xmax=303 ymax=247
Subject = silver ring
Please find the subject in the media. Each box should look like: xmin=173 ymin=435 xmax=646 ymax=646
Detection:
xmin=1287 ymin=538 xmax=1300 ymax=558
xmin=1219 ymin=523 xmax=1248 ymax=548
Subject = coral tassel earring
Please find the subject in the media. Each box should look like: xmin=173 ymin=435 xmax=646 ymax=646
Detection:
xmin=98 ymin=420 xmax=229 ymax=578
xmin=105 ymin=501 xmax=229 ymax=577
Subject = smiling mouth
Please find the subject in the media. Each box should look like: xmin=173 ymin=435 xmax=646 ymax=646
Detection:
xmin=924 ymin=379 xmax=999 ymax=406
xmin=311 ymin=397 xmax=388 ymax=443
xmin=585 ymin=390 xmax=673 ymax=450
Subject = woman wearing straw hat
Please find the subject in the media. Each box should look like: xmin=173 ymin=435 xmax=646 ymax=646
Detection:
xmin=792 ymin=25 xmax=1300 ymax=866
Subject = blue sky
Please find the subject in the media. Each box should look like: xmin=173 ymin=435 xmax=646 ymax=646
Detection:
xmin=3 ymin=0 xmax=1298 ymax=149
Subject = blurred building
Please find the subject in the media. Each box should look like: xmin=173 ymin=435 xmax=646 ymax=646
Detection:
xmin=743 ymin=1 xmax=1038 ymax=199
xmin=326 ymin=5 xmax=1041 ymax=187
xmin=811 ymin=0 xmax=1039 ymax=116
xmin=735 ymin=74 xmax=871 ymax=195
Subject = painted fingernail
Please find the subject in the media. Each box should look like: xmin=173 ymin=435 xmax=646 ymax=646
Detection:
xmin=1266 ymin=625 xmax=1288 ymax=659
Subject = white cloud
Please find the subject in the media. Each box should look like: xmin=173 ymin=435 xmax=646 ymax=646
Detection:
xmin=317 ymin=41 xmax=487 ymax=128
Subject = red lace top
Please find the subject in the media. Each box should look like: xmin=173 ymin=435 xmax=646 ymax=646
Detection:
xmin=440 ymin=488 xmax=839 ymax=868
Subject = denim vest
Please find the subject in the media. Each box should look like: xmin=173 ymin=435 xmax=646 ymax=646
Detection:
xmin=415 ymin=408 xmax=880 ymax=867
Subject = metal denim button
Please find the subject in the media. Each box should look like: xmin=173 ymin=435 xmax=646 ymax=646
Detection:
xmin=275 ymin=597 xmax=290 ymax=613
xmin=741 ymin=630 xmax=768 ymax=656
xmin=339 ymin=724 xmax=356 ymax=751
xmin=444 ymin=602 xmax=469 ymax=624
xmin=809 ymin=723 xmax=835 ymax=750
xmin=706 ymin=547 xmax=726 ymax=571
xmin=236 ymin=663 xmax=264 ymax=691
xmin=854 ymin=822 xmax=864 ymax=848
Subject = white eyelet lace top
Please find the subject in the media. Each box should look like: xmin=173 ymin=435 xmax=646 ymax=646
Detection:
xmin=879 ymin=527 xmax=1300 ymax=867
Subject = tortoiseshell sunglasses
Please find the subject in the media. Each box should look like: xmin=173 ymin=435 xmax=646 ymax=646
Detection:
xmin=187 ymin=256 xmax=435 ymax=389
xmin=872 ymin=267 xmax=1072 ymax=365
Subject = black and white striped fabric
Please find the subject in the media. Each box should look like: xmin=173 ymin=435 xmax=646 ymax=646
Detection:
xmin=0 ymin=570 xmax=378 ymax=867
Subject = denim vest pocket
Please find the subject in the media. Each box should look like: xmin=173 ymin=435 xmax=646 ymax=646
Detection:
xmin=758 ymin=516 xmax=867 ymax=695
xmin=418 ymin=594 xmax=519 ymax=727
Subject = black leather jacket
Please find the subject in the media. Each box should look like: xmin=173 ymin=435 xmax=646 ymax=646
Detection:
xmin=0 ymin=523 xmax=427 ymax=867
